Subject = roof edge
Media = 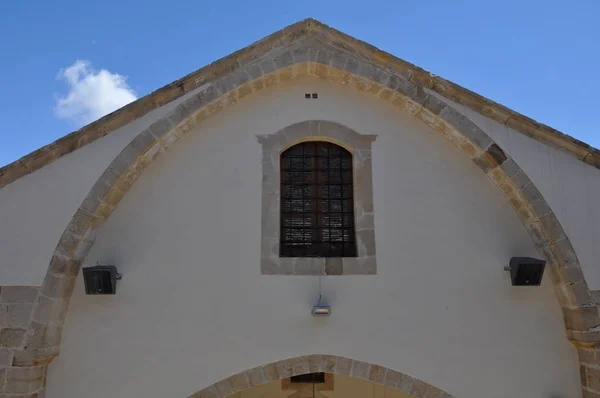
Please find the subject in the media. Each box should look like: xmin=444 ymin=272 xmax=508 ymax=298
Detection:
xmin=1 ymin=18 xmax=598 ymax=188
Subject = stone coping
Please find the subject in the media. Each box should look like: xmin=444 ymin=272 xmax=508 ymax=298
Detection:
xmin=0 ymin=18 xmax=598 ymax=189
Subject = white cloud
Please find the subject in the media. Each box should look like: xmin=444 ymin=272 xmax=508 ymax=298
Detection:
xmin=54 ymin=60 xmax=137 ymax=125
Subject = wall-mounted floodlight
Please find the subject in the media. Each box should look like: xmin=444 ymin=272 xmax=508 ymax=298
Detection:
xmin=312 ymin=305 xmax=331 ymax=316
xmin=312 ymin=276 xmax=331 ymax=316
xmin=83 ymin=265 xmax=121 ymax=295
xmin=504 ymin=257 xmax=546 ymax=286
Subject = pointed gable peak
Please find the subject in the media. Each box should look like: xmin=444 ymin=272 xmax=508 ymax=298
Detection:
xmin=1 ymin=18 xmax=598 ymax=187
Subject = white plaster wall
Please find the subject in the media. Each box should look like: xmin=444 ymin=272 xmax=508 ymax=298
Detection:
xmin=0 ymin=88 xmax=204 ymax=285
xmin=430 ymin=90 xmax=600 ymax=290
xmin=48 ymin=79 xmax=580 ymax=398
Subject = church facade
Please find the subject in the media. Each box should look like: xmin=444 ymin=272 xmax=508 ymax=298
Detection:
xmin=1 ymin=19 xmax=600 ymax=398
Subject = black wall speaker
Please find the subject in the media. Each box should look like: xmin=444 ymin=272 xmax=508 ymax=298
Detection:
xmin=82 ymin=265 xmax=121 ymax=294
xmin=508 ymin=257 xmax=546 ymax=286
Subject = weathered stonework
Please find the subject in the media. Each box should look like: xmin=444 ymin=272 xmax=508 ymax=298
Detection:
xmin=188 ymin=355 xmax=453 ymax=398
xmin=257 ymin=120 xmax=377 ymax=275
xmin=0 ymin=20 xmax=598 ymax=397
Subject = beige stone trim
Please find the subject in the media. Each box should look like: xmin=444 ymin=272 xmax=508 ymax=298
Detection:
xmin=280 ymin=372 xmax=333 ymax=390
xmin=188 ymin=355 xmax=454 ymax=398
xmin=258 ymin=120 xmax=376 ymax=275
xmin=2 ymin=35 xmax=599 ymax=396
xmin=1 ymin=18 xmax=598 ymax=189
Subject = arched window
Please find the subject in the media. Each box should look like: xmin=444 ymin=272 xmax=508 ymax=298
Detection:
xmin=280 ymin=141 xmax=357 ymax=257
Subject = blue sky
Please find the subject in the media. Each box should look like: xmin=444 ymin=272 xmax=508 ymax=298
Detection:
xmin=0 ymin=0 xmax=599 ymax=167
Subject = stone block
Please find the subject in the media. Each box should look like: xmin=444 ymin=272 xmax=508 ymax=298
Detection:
xmin=565 ymin=281 xmax=592 ymax=306
xmin=583 ymin=388 xmax=600 ymax=398
xmin=563 ymin=307 xmax=600 ymax=331
xmin=521 ymin=182 xmax=544 ymax=204
xmin=228 ymin=372 xmax=250 ymax=393
xmin=587 ymin=367 xmax=600 ymax=392
xmin=33 ymin=296 xmax=68 ymax=325
xmin=6 ymin=304 xmax=33 ymax=328
xmin=357 ymin=230 xmax=376 ymax=257
xmin=438 ymin=106 xmax=465 ymax=129
xmin=5 ymin=366 xmax=44 ymax=394
xmin=425 ymin=386 xmax=452 ymax=398
xmin=245 ymin=64 xmax=263 ymax=81
xmin=166 ymin=104 xmax=193 ymax=127
xmin=12 ymin=347 xmax=58 ymax=367
xmin=472 ymin=153 xmax=497 ymax=174
xmin=275 ymin=359 xmax=293 ymax=379
xmin=422 ymin=94 xmax=446 ymax=116
xmin=41 ymin=274 xmax=76 ymax=299
xmin=261 ymin=363 xmax=279 ymax=382
xmin=342 ymin=257 xmax=376 ymax=275
xmin=383 ymin=369 xmax=401 ymax=388
xmin=592 ymin=291 xmax=600 ymax=305
xmin=325 ymin=258 xmax=342 ymax=275
xmin=25 ymin=322 xmax=62 ymax=349
xmin=457 ymin=118 xmax=492 ymax=150
xmin=541 ymin=213 xmax=565 ymax=242
xmin=56 ymin=231 xmax=84 ymax=259
xmin=554 ymin=238 xmax=579 ymax=268
xmin=0 ymin=348 xmax=12 ymax=366
xmin=261 ymin=239 xmax=278 ymax=259
xmin=331 ymin=52 xmax=347 ymax=69
xmin=194 ymin=385 xmax=219 ymax=398
xmin=369 ymin=67 xmax=390 ymax=87
xmin=247 ymin=366 xmax=265 ymax=387
xmin=294 ymin=258 xmax=325 ymax=275
xmin=344 ymin=58 xmax=360 ymax=75
xmin=410 ymin=378 xmax=430 ymax=397
xmin=0 ymin=306 xmax=5 ymax=327
xmin=577 ymin=346 xmax=597 ymax=365
xmin=261 ymin=257 xmax=293 ymax=275
xmin=65 ymin=209 xmax=96 ymax=238
xmin=557 ymin=266 xmax=585 ymax=285
xmin=214 ymin=379 xmax=233 ymax=398
xmin=528 ymin=197 xmax=551 ymax=219
xmin=335 ymin=356 xmax=353 ymax=376
xmin=306 ymin=354 xmax=321 ymax=373
xmin=368 ymin=364 xmax=386 ymax=384
xmin=1 ymin=288 xmax=38 ymax=304
xmin=320 ymin=355 xmax=336 ymax=373
xmin=128 ymin=129 xmax=158 ymax=159
xmin=260 ymin=59 xmax=276 ymax=75
xmin=290 ymin=45 xmax=310 ymax=65
xmin=350 ymin=360 xmax=370 ymax=380
xmin=397 ymin=373 xmax=415 ymax=393
xmin=0 ymin=328 xmax=26 ymax=348
xmin=395 ymin=78 xmax=426 ymax=105
xmin=499 ymin=158 xmax=522 ymax=179
xmin=290 ymin=356 xmax=310 ymax=376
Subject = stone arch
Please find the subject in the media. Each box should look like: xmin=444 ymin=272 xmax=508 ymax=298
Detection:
xmin=187 ymin=354 xmax=453 ymax=398
xmin=10 ymin=41 xmax=598 ymax=396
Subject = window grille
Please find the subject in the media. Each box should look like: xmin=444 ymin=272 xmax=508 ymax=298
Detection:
xmin=280 ymin=141 xmax=357 ymax=257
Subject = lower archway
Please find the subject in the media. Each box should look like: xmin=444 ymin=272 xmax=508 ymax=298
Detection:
xmin=189 ymin=355 xmax=452 ymax=398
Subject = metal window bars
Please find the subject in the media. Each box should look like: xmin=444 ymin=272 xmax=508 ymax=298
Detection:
xmin=280 ymin=142 xmax=357 ymax=257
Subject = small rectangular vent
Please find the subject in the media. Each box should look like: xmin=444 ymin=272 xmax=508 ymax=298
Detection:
xmin=290 ymin=373 xmax=326 ymax=383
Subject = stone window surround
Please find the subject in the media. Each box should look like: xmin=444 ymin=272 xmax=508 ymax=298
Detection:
xmin=258 ymin=120 xmax=377 ymax=275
